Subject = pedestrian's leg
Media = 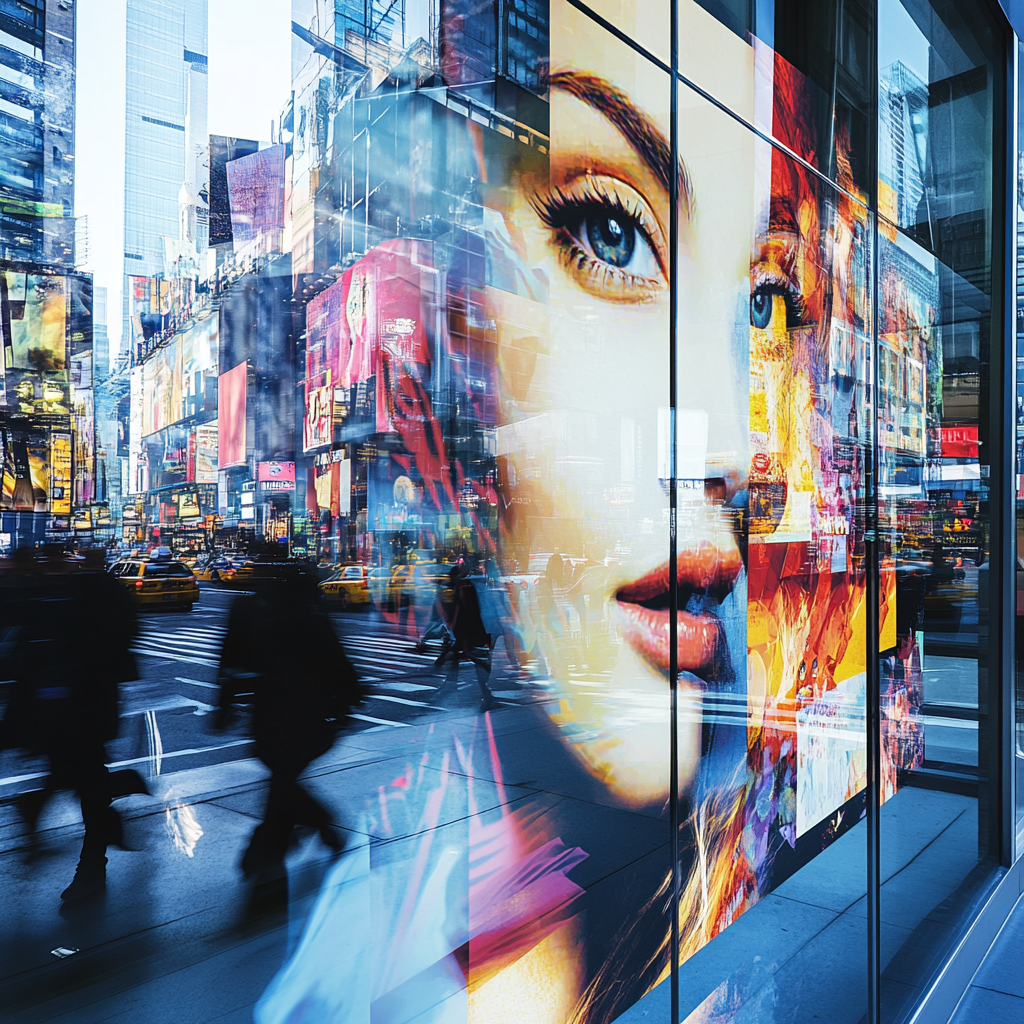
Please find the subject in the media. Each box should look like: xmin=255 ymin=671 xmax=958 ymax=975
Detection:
xmin=60 ymin=747 xmax=112 ymax=901
xmin=292 ymin=780 xmax=345 ymax=853
xmin=472 ymin=646 xmax=498 ymax=710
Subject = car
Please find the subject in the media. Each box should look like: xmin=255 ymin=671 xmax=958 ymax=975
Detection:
xmin=195 ymin=555 xmax=242 ymax=583
xmin=109 ymin=553 xmax=200 ymax=610
xmin=318 ymin=564 xmax=370 ymax=609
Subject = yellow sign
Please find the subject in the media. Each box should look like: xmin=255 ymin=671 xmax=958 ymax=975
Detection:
xmin=50 ymin=433 xmax=72 ymax=515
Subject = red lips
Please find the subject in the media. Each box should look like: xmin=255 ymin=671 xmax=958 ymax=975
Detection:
xmin=615 ymin=539 xmax=742 ymax=674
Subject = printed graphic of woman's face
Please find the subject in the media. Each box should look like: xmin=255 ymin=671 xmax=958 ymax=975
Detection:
xmin=489 ymin=4 xmax=755 ymax=807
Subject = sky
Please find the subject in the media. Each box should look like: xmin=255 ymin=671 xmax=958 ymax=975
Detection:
xmin=75 ymin=0 xmax=293 ymax=370
xmin=878 ymin=0 xmax=930 ymax=84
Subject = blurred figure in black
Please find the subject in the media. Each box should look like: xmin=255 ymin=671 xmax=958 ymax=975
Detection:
xmin=215 ymin=570 xmax=363 ymax=908
xmin=435 ymin=563 xmax=499 ymax=712
xmin=0 ymin=546 xmax=139 ymax=901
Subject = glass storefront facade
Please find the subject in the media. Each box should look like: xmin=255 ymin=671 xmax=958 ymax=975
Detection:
xmin=2 ymin=1 xmax=1023 ymax=1023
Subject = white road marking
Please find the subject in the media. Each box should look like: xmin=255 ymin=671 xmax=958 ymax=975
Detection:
xmin=349 ymin=713 xmax=411 ymax=728
xmin=369 ymin=693 xmax=433 ymax=708
xmin=176 ymin=676 xmax=219 ymax=690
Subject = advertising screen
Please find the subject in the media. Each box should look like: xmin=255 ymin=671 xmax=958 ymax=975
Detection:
xmin=268 ymin=6 xmax=928 ymax=1021
xmin=142 ymin=316 xmax=218 ymax=437
xmin=50 ymin=432 xmax=72 ymax=515
xmin=128 ymin=365 xmax=145 ymax=493
xmin=218 ymin=361 xmax=247 ymax=468
xmin=195 ymin=422 xmax=219 ymax=483
xmin=258 ymin=461 xmax=295 ymax=492
xmin=303 ymin=372 xmax=332 ymax=452
xmin=226 ymin=144 xmax=286 ymax=250
xmin=3 ymin=271 xmax=67 ymax=372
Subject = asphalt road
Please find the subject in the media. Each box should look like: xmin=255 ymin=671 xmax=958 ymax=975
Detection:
xmin=0 ymin=582 xmax=527 ymax=804
xmin=107 ymin=583 xmax=525 ymax=779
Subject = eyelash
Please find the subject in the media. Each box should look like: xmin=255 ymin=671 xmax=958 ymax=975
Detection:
xmin=530 ymin=184 xmax=664 ymax=294
xmin=750 ymin=264 xmax=808 ymax=330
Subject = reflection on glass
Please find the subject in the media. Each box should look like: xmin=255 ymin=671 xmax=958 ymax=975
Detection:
xmin=0 ymin=1 xmax=1013 ymax=1023
xmin=878 ymin=1 xmax=1004 ymax=1021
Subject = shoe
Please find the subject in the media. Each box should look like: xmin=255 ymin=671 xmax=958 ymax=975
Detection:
xmin=61 ymin=859 xmax=107 ymax=902
xmin=479 ymin=696 xmax=501 ymax=713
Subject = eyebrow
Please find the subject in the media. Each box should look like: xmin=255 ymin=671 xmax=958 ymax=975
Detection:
xmin=549 ymin=70 xmax=693 ymax=218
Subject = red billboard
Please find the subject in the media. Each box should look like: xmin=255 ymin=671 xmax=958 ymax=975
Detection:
xmin=940 ymin=425 xmax=978 ymax=459
xmin=258 ymin=461 xmax=295 ymax=492
xmin=219 ymin=362 xmax=247 ymax=468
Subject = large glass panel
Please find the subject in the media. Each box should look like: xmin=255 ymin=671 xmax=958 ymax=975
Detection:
xmin=877 ymin=1 xmax=1005 ymax=1020
xmin=1 ymin=1 xmax=1016 ymax=1022
xmin=665 ymin=19 xmax=872 ymax=1024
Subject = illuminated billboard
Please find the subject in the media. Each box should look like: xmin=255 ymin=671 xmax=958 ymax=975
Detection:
xmin=218 ymin=361 xmax=247 ymax=468
xmin=2 ymin=270 xmax=67 ymax=373
xmin=195 ymin=422 xmax=219 ymax=483
xmin=142 ymin=316 xmax=218 ymax=437
xmin=258 ymin=461 xmax=295 ymax=492
xmin=226 ymin=144 xmax=286 ymax=251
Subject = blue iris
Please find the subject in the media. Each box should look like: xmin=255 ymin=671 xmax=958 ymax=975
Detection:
xmin=750 ymin=286 xmax=774 ymax=329
xmin=586 ymin=214 xmax=635 ymax=268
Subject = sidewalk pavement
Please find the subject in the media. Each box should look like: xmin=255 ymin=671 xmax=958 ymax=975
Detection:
xmin=949 ymin=894 xmax=1024 ymax=1023
xmin=0 ymin=700 xmax=526 ymax=1024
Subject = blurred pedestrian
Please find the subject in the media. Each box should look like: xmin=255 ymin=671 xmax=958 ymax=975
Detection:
xmin=546 ymin=548 xmax=565 ymax=589
xmin=0 ymin=546 xmax=139 ymax=901
xmin=215 ymin=572 xmax=363 ymax=909
xmin=435 ymin=563 xmax=498 ymax=712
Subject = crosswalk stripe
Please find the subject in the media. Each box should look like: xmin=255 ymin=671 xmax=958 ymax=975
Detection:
xmin=131 ymin=645 xmax=218 ymax=667
xmin=136 ymin=638 xmax=222 ymax=655
xmin=368 ymin=693 xmax=434 ymax=708
xmin=138 ymin=634 xmax=221 ymax=650
xmin=349 ymin=656 xmax=428 ymax=671
xmin=350 ymin=713 xmax=410 ymax=728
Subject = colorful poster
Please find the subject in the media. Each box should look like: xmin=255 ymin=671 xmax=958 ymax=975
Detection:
xmin=195 ymin=423 xmax=219 ymax=483
xmin=50 ymin=432 xmax=72 ymax=515
xmin=142 ymin=316 xmax=218 ymax=437
xmin=3 ymin=272 xmax=67 ymax=372
xmin=258 ymin=460 xmax=296 ymax=491
xmin=226 ymin=144 xmax=287 ymax=250
xmin=218 ymin=362 xmax=247 ymax=468
xmin=303 ymin=371 xmax=332 ymax=452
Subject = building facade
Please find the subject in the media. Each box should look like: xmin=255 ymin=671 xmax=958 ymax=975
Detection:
xmin=0 ymin=0 xmax=94 ymax=550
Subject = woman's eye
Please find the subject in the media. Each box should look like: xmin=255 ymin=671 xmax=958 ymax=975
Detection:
xmin=573 ymin=210 xmax=660 ymax=278
xmin=531 ymin=179 xmax=666 ymax=300
xmin=750 ymin=284 xmax=800 ymax=331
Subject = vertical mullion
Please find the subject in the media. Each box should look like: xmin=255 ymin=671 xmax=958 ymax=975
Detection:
xmin=669 ymin=2 xmax=681 ymax=1023
xmin=996 ymin=25 xmax=1016 ymax=869
xmin=867 ymin=1 xmax=882 ymax=1020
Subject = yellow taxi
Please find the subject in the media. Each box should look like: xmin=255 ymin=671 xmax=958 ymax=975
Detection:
xmin=194 ymin=555 xmax=244 ymax=583
xmin=319 ymin=564 xmax=370 ymax=609
xmin=109 ymin=550 xmax=200 ymax=610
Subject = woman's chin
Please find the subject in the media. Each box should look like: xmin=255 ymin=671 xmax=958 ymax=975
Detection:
xmin=545 ymin=639 xmax=704 ymax=808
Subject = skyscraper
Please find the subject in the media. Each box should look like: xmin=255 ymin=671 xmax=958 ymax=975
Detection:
xmin=878 ymin=60 xmax=929 ymax=235
xmin=0 ymin=0 xmax=76 ymax=267
xmin=93 ymin=284 xmax=109 ymax=380
xmin=122 ymin=0 xmax=208 ymax=356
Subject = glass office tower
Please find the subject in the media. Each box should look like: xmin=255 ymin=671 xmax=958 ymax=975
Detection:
xmin=2 ymin=2 xmax=1024 ymax=1024
xmin=122 ymin=0 xmax=208 ymax=350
